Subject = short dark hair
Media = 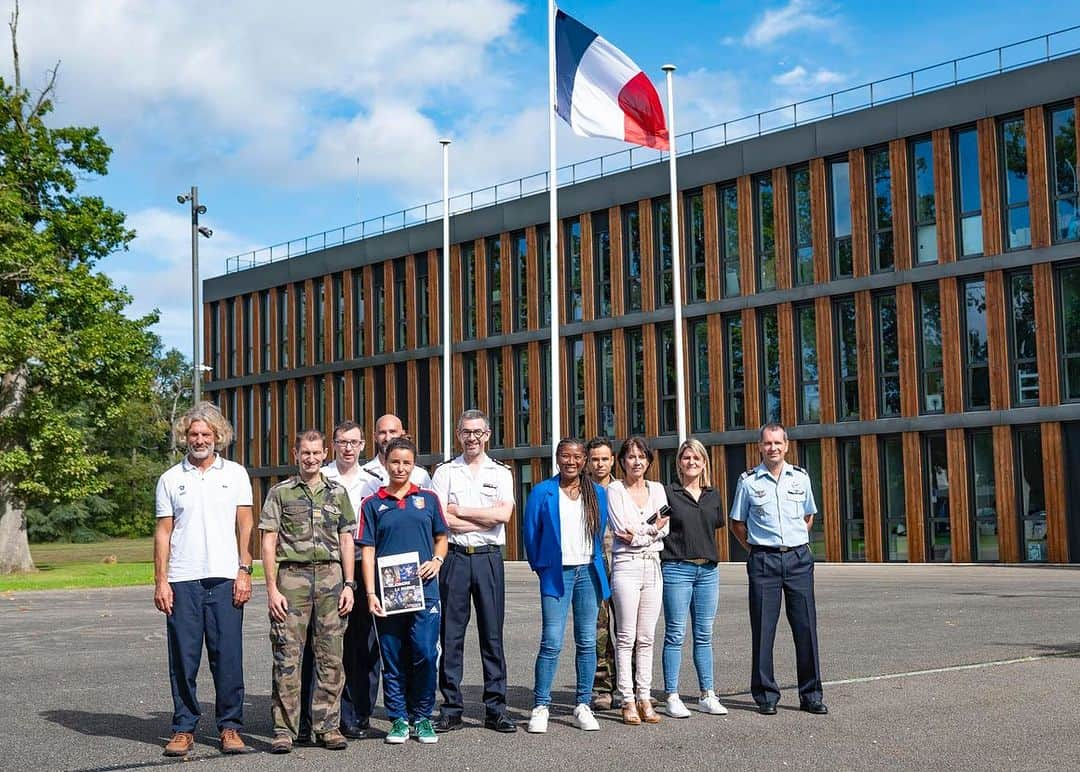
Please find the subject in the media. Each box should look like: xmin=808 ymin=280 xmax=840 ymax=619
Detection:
xmin=457 ymin=409 xmax=490 ymax=431
xmin=585 ymin=436 xmax=613 ymax=454
xmin=616 ymin=435 xmax=654 ymax=472
xmin=384 ymin=436 xmax=417 ymax=460
xmin=759 ymin=423 xmax=788 ymax=441
xmin=333 ymin=420 xmax=363 ymax=439
xmin=294 ymin=428 xmax=325 ymax=449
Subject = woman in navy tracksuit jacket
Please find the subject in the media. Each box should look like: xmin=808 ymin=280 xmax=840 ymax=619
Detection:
xmin=523 ymin=438 xmax=611 ymax=733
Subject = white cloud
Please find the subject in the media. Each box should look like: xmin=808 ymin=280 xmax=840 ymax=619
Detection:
xmin=772 ymin=65 xmax=845 ymax=88
xmin=743 ymin=0 xmax=837 ymax=48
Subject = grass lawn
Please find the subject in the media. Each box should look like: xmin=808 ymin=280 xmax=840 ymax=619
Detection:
xmin=0 ymin=537 xmax=262 ymax=592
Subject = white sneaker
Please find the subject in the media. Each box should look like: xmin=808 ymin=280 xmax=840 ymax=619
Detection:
xmin=698 ymin=690 xmax=729 ymax=715
xmin=527 ymin=706 xmax=549 ymax=734
xmin=665 ymin=694 xmax=691 ymax=718
xmin=573 ymin=703 xmax=600 ymax=731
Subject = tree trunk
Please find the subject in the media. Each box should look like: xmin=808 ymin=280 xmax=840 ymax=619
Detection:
xmin=0 ymin=487 xmax=33 ymax=573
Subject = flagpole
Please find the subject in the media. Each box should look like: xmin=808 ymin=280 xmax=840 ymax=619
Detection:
xmin=662 ymin=64 xmax=687 ymax=445
xmin=548 ymin=0 xmax=561 ymax=465
xmin=440 ymin=138 xmax=453 ymax=461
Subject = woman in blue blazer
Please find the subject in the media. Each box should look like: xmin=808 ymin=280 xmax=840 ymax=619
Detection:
xmin=523 ymin=438 xmax=610 ymax=734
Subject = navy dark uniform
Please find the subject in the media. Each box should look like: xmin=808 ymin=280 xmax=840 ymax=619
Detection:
xmin=730 ymin=457 xmax=825 ymax=714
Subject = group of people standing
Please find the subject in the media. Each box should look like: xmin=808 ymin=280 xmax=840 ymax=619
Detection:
xmin=154 ymin=401 xmax=825 ymax=757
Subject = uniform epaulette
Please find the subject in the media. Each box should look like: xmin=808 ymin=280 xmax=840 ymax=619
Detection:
xmin=492 ymin=458 xmax=512 ymax=470
xmin=790 ymin=465 xmax=807 ymax=474
xmin=268 ymin=478 xmax=295 ymax=492
xmin=740 ymin=469 xmax=753 ymax=480
xmin=433 ymin=459 xmax=454 ymax=470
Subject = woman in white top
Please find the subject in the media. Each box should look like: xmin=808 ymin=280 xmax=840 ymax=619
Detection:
xmin=607 ymin=436 xmax=669 ymax=725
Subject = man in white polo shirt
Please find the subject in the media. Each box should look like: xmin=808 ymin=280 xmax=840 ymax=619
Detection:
xmin=432 ymin=409 xmax=516 ymax=734
xmin=357 ymin=413 xmax=431 ymax=498
xmin=154 ymin=402 xmax=254 ymax=757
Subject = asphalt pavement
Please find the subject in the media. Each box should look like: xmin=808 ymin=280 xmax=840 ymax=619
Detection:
xmin=1 ymin=562 xmax=1077 ymax=771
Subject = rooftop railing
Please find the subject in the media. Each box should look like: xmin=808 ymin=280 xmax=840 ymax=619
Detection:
xmin=224 ymin=23 xmax=1080 ymax=275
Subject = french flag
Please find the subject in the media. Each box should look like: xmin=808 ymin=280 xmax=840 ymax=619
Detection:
xmin=555 ymin=10 xmax=669 ymax=151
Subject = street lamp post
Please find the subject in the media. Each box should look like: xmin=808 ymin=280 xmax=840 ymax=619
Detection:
xmin=177 ymin=187 xmax=212 ymax=404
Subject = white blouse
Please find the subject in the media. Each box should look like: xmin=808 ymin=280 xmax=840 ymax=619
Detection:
xmin=607 ymin=479 xmax=670 ymax=555
xmin=558 ymin=486 xmax=593 ymax=566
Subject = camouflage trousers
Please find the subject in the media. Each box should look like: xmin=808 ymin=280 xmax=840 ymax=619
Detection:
xmin=593 ymin=597 xmax=617 ymax=695
xmin=269 ymin=562 xmax=348 ymax=736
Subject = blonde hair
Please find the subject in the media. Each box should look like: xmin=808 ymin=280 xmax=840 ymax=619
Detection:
xmin=173 ymin=401 xmax=234 ymax=451
xmin=677 ymin=438 xmax=712 ymax=488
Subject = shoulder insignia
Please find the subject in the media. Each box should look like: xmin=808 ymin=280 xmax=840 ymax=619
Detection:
xmin=790 ymin=465 xmax=807 ymax=475
xmin=492 ymin=458 xmax=512 ymax=471
xmin=433 ymin=459 xmax=453 ymax=470
xmin=740 ymin=469 xmax=753 ymax=480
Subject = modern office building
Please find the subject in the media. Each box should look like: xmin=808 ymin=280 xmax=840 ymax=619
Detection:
xmin=203 ymin=45 xmax=1080 ymax=564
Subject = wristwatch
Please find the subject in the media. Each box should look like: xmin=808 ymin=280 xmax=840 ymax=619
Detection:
xmin=238 ymin=564 xmax=253 ymax=575
xmin=343 ymin=580 xmax=358 ymax=591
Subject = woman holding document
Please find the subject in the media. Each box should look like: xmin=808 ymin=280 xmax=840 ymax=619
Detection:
xmin=358 ymin=437 xmax=448 ymax=745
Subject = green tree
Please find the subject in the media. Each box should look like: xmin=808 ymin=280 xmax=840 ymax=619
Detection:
xmin=0 ymin=5 xmax=157 ymax=572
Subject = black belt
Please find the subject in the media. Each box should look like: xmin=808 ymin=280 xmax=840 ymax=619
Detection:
xmin=750 ymin=544 xmax=806 ymax=554
xmin=449 ymin=543 xmax=501 ymax=555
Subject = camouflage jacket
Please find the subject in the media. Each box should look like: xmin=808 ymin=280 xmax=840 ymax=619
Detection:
xmin=260 ymin=474 xmax=357 ymax=563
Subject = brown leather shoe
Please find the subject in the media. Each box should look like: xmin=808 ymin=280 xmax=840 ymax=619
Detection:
xmin=621 ymin=700 xmax=642 ymax=725
xmin=593 ymin=692 xmax=613 ymax=711
xmin=317 ymin=729 xmax=348 ymax=750
xmin=219 ymin=728 xmax=247 ymax=754
xmin=163 ymin=731 xmax=194 ymax=757
xmin=638 ymin=698 xmax=661 ymax=723
xmin=270 ymin=733 xmax=293 ymax=754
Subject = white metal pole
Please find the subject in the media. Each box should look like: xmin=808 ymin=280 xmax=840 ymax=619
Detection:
xmin=548 ymin=0 xmax=561 ymax=466
xmin=440 ymin=139 xmax=453 ymax=461
xmin=663 ymin=65 xmax=687 ymax=445
xmin=190 ymin=185 xmax=202 ymax=405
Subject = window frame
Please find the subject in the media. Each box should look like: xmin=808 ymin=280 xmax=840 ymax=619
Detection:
xmin=1006 ymin=270 xmax=1039 ymax=406
xmin=916 ymin=282 xmax=945 ymax=414
xmin=790 ymin=165 xmax=814 ymax=286
xmin=828 ymin=156 xmax=853 ymax=278
xmin=834 ymin=296 xmax=859 ymax=421
xmin=875 ymin=291 xmax=901 ymax=417
xmin=653 ymin=197 xmax=674 ymax=307
xmin=952 ymin=125 xmax=984 ymax=258
xmin=998 ymin=114 xmax=1031 ymax=251
xmin=719 ymin=183 xmax=741 ymax=297
xmin=685 ymin=190 xmax=707 ymax=303
xmin=622 ymin=205 xmax=643 ymax=312
xmin=723 ymin=314 xmax=745 ymax=429
xmin=794 ymin=303 xmax=820 ymax=424
xmin=910 ymin=135 xmax=938 ymax=265
xmin=1047 ymin=102 xmax=1078 ymax=245
xmin=759 ymin=306 xmax=781 ymax=424
xmin=754 ymin=174 xmax=776 ymax=292
xmin=867 ymin=145 xmax=895 ymax=272
xmin=486 ymin=235 xmax=503 ymax=335
xmin=960 ymin=277 xmax=990 ymax=411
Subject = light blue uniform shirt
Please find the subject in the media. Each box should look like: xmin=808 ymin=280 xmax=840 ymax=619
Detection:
xmin=730 ymin=463 xmax=817 ymax=548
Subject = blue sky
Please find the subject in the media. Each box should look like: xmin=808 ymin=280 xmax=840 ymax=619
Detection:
xmin=9 ymin=0 xmax=1078 ymax=354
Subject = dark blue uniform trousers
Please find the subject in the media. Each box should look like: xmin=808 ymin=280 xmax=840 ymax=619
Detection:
xmin=438 ymin=549 xmax=509 ymax=719
xmin=166 ymin=578 xmax=244 ymax=733
xmin=746 ymin=545 xmax=823 ymax=707
xmin=376 ymin=600 xmax=441 ymax=721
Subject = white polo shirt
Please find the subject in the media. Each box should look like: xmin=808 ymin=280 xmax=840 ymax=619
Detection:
xmin=322 ymin=460 xmax=369 ymax=512
xmin=356 ymin=455 xmax=432 ymax=500
xmin=430 ymin=453 xmax=514 ymax=547
xmin=155 ymin=454 xmax=253 ymax=583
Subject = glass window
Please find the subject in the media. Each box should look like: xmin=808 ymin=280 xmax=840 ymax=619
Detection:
xmin=1061 ymin=264 xmax=1080 ymax=401
xmin=540 ymin=341 xmax=551 ymax=444
xmin=690 ymin=319 xmax=710 ymax=433
xmin=314 ymin=279 xmax=326 ymax=363
xmin=795 ymin=304 xmax=819 ymax=424
xmin=654 ymin=198 xmax=673 ymax=307
xmin=209 ymin=300 xmax=220 ymax=376
xmin=1016 ymin=426 xmax=1047 ymax=562
xmin=333 ymin=373 xmax=345 ymax=427
xmin=372 ymin=365 xmax=385 ymax=418
xmin=487 ymin=236 xmax=502 ymax=335
xmin=276 ymin=289 xmax=289 ymax=369
xmin=911 ymin=136 xmax=938 ymax=264
xmin=755 ymin=175 xmax=776 ymax=292
xmin=622 ymin=206 xmax=643 ymax=312
xmin=724 ymin=315 xmax=744 ymax=428
xmin=226 ymin=299 xmax=236 ymax=377
xmin=416 ymin=360 xmax=431 ymax=451
xmin=840 ymin=437 xmax=864 ymax=561
xmin=917 ymin=284 xmax=944 ymax=413
xmin=244 ymin=386 xmax=254 ymax=463
xmin=835 ymin=297 xmax=859 ymax=420
xmin=1008 ymin=272 xmax=1038 ymax=405
xmin=333 ymin=275 xmax=345 ymax=360
xmin=314 ymin=377 xmax=326 ymax=433
xmin=881 ymin=435 xmax=906 ymax=561
xmin=597 ymin=332 xmax=616 ymax=438
xmin=626 ymin=327 xmax=646 ymax=434
xmin=799 ymin=440 xmax=826 ymax=559
xmin=461 ymin=243 xmax=476 ymax=340
xmin=961 ymin=278 xmax=990 ymax=410
xmin=1049 ymin=104 xmax=1078 ymax=243
xmin=352 ymin=370 xmax=364 ymax=434
xmin=243 ymin=295 xmax=253 ymax=375
xmin=686 ymin=191 xmax=707 ymax=302
xmin=1000 ymin=116 xmax=1031 ymax=250
xmin=567 ymin=336 xmax=586 ymax=438
xmin=260 ymin=290 xmax=271 ymax=371
xmin=394 ymin=363 xmax=408 ymax=434
xmin=515 ymin=345 xmax=531 ymax=446
xmin=829 ymin=159 xmax=853 ymax=277
xmin=954 ymin=127 xmax=983 ymax=257
xmin=371 ymin=271 xmax=385 ymax=354
xmin=969 ymin=429 xmax=998 ymax=562
xmin=415 ymin=258 xmax=430 ymax=347
xmin=876 ymin=293 xmax=901 ymax=417
xmin=462 ymin=352 xmax=477 ymax=410
xmin=488 ymin=350 xmax=504 ymax=448
xmin=351 ymin=272 xmax=364 ymax=359
xmin=719 ymin=184 xmax=740 ymax=297
xmin=538 ymin=227 xmax=551 ymax=327
xmin=512 ymin=231 xmax=528 ymax=331
xmin=277 ymin=380 xmax=288 ymax=464
xmin=759 ymin=307 xmax=780 ymax=424
xmin=593 ymin=211 xmax=612 ymax=318
xmin=658 ymin=323 xmax=677 ymax=435
xmin=295 ymin=378 xmax=307 ymax=435
xmin=791 ymin=166 xmax=814 ymax=286
xmin=261 ymin=383 xmax=272 ymax=465
xmin=925 ymin=433 xmax=951 ymax=562
xmin=565 ymin=219 xmax=583 ymax=321
xmin=868 ymin=147 xmax=894 ymax=271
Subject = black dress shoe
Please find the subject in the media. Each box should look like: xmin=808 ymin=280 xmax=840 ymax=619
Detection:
xmin=434 ymin=714 xmax=464 ymax=733
xmin=800 ymin=700 xmax=829 ymax=715
xmin=484 ymin=714 xmax=518 ymax=733
xmin=295 ymin=731 xmax=312 ymax=744
xmin=758 ymin=703 xmax=778 ymax=715
xmin=340 ymin=722 xmax=367 ymax=739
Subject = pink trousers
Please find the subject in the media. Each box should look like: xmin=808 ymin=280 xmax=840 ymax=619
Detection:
xmin=610 ymin=552 xmax=663 ymax=702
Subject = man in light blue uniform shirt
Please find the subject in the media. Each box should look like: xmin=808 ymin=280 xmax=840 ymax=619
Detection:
xmin=730 ymin=423 xmax=827 ymax=717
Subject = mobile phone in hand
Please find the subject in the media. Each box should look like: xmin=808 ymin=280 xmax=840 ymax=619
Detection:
xmin=647 ymin=504 xmax=671 ymax=525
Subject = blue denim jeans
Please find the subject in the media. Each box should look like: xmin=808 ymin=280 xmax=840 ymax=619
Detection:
xmin=533 ymin=564 xmax=601 ymax=707
xmin=661 ymin=560 xmax=719 ymax=694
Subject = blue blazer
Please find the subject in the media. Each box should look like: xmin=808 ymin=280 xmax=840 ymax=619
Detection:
xmin=523 ymin=475 xmax=611 ymax=600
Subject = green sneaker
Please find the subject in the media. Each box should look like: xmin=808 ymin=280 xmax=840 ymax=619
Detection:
xmin=415 ymin=718 xmax=438 ymax=744
xmin=385 ymin=718 xmax=410 ymax=744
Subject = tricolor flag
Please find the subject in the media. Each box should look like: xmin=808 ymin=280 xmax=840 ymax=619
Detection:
xmin=555 ymin=10 xmax=669 ymax=150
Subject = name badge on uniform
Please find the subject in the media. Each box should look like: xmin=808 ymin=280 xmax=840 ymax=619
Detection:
xmin=482 ymin=482 xmax=498 ymax=491
xmin=787 ymin=487 xmax=807 ymax=503
xmin=412 ymin=496 xmax=426 ymax=509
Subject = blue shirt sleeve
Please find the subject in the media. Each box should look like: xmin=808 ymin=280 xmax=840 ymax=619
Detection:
xmin=358 ymin=497 xmax=377 ymax=547
xmin=730 ymin=475 xmax=750 ymax=522
xmin=803 ymin=476 xmax=818 ymax=518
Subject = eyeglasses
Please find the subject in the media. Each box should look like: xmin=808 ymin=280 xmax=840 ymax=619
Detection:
xmin=458 ymin=429 xmax=489 ymax=439
xmin=334 ymin=440 xmax=363 ymax=448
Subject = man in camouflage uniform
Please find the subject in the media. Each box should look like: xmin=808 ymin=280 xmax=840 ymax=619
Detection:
xmin=260 ymin=429 xmax=358 ymax=754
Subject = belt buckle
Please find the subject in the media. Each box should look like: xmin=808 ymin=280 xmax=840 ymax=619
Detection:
xmin=465 ymin=545 xmax=477 ymax=555
xmin=779 ymin=546 xmax=790 ymax=553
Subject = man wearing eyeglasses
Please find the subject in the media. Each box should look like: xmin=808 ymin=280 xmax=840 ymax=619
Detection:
xmin=431 ymin=410 xmax=516 ymax=733
xmin=357 ymin=414 xmax=432 ymax=498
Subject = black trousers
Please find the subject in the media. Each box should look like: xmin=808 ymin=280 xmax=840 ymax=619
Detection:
xmin=746 ymin=544 xmax=822 ymax=707
xmin=438 ymin=549 xmax=508 ymax=718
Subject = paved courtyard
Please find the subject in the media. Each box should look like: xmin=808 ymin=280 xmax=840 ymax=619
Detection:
xmin=1 ymin=562 xmax=1077 ymax=771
